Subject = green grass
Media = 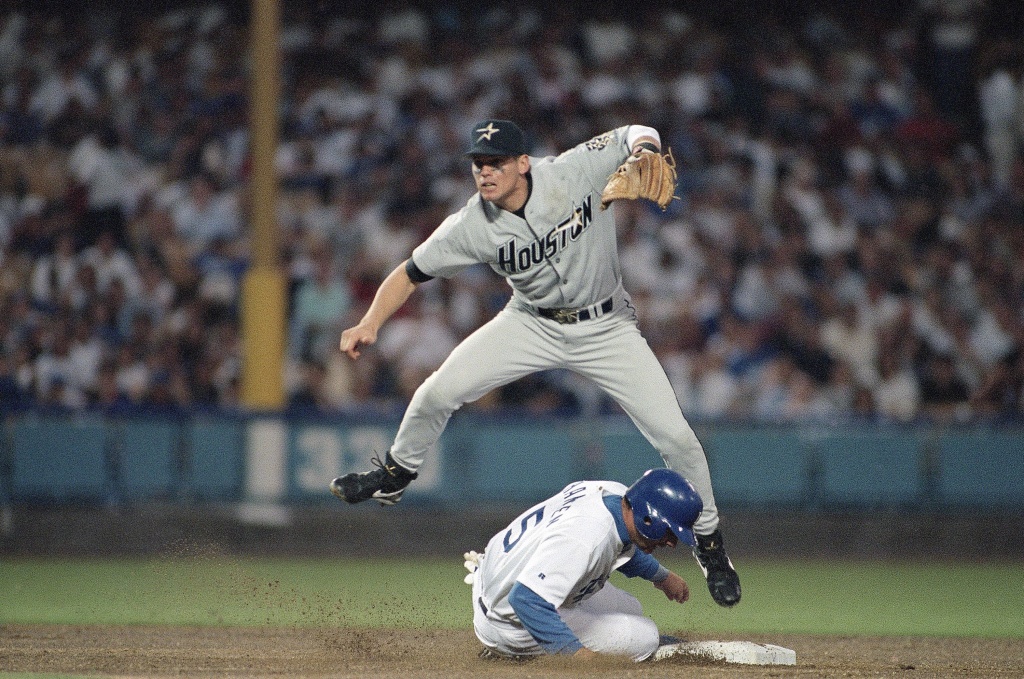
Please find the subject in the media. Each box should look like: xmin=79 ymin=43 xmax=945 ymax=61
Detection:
xmin=1 ymin=556 xmax=1021 ymax=637
xmin=624 ymin=557 xmax=1024 ymax=638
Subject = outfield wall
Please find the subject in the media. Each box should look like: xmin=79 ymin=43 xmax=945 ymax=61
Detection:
xmin=3 ymin=411 xmax=1023 ymax=511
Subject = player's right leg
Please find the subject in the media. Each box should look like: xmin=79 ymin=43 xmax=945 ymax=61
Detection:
xmin=472 ymin=569 xmax=543 ymax=661
xmin=559 ymin=583 xmax=659 ymax=661
xmin=332 ymin=307 xmax=561 ymax=505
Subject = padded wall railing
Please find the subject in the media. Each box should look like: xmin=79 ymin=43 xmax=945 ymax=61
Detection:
xmin=2 ymin=411 xmax=1022 ymax=509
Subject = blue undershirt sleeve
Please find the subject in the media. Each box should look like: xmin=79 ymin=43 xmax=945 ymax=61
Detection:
xmin=508 ymin=582 xmax=583 ymax=655
xmin=617 ymin=549 xmax=665 ymax=581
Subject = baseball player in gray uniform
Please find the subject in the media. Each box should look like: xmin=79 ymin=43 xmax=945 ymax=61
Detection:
xmin=332 ymin=119 xmax=741 ymax=607
xmin=465 ymin=468 xmax=701 ymax=661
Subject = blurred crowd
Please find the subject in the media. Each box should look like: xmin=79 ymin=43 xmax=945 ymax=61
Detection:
xmin=1 ymin=1 xmax=1023 ymax=424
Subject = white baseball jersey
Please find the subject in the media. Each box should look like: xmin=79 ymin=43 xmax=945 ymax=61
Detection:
xmin=476 ymin=480 xmax=634 ymax=621
xmin=412 ymin=127 xmax=633 ymax=309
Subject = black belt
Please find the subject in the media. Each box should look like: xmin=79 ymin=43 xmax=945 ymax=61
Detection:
xmin=537 ymin=297 xmax=613 ymax=324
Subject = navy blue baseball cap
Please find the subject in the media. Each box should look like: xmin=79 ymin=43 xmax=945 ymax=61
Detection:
xmin=465 ymin=119 xmax=528 ymax=157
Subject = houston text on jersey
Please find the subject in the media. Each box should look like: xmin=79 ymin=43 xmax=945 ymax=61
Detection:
xmin=497 ymin=196 xmax=594 ymax=274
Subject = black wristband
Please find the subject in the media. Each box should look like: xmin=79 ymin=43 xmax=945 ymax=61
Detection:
xmin=633 ymin=141 xmax=660 ymax=154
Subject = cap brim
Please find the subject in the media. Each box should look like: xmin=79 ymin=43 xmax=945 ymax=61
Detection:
xmin=674 ymin=525 xmax=697 ymax=548
xmin=464 ymin=145 xmax=522 ymax=157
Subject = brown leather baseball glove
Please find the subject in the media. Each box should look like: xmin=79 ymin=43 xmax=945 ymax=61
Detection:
xmin=600 ymin=148 xmax=678 ymax=211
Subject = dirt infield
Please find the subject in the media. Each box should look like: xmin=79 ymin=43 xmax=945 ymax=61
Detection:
xmin=4 ymin=508 xmax=1024 ymax=677
xmin=2 ymin=624 xmax=1023 ymax=678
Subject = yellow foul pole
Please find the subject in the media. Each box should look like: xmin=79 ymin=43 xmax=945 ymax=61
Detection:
xmin=240 ymin=0 xmax=286 ymax=409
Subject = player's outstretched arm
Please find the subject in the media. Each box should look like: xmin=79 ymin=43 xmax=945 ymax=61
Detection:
xmin=629 ymin=134 xmax=661 ymax=154
xmin=339 ymin=260 xmax=417 ymax=359
xmin=653 ymin=571 xmax=690 ymax=603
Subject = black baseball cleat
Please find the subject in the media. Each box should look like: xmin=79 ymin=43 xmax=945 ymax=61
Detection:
xmin=330 ymin=452 xmax=417 ymax=506
xmin=693 ymin=529 xmax=741 ymax=607
xmin=478 ymin=647 xmax=533 ymax=663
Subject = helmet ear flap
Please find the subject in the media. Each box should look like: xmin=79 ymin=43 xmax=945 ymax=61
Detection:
xmin=640 ymin=513 xmax=666 ymax=540
xmin=638 ymin=518 xmax=663 ymax=540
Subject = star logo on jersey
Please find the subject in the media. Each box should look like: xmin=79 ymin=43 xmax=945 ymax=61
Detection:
xmin=496 ymin=195 xmax=594 ymax=274
xmin=476 ymin=122 xmax=500 ymax=141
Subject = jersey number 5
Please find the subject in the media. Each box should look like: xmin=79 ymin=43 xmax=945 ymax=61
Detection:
xmin=502 ymin=507 xmax=545 ymax=553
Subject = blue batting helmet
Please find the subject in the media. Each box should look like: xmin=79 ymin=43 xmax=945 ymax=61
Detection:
xmin=624 ymin=469 xmax=703 ymax=547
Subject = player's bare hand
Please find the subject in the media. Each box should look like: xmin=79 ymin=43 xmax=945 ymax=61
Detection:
xmin=573 ymin=647 xmax=598 ymax=660
xmin=339 ymin=324 xmax=377 ymax=359
xmin=654 ymin=572 xmax=689 ymax=603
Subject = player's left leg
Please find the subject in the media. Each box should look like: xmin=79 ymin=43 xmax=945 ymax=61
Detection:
xmin=568 ymin=317 xmax=741 ymax=607
xmin=567 ymin=318 xmax=719 ymax=534
xmin=559 ymin=583 xmax=659 ymax=661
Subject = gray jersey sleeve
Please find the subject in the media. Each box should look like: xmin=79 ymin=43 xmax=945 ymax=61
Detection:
xmin=409 ymin=206 xmax=489 ymax=280
xmin=552 ymin=127 xmax=632 ymax=194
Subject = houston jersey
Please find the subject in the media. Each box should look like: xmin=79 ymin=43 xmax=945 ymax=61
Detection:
xmin=411 ymin=127 xmax=636 ymax=309
xmin=476 ymin=481 xmax=636 ymax=623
